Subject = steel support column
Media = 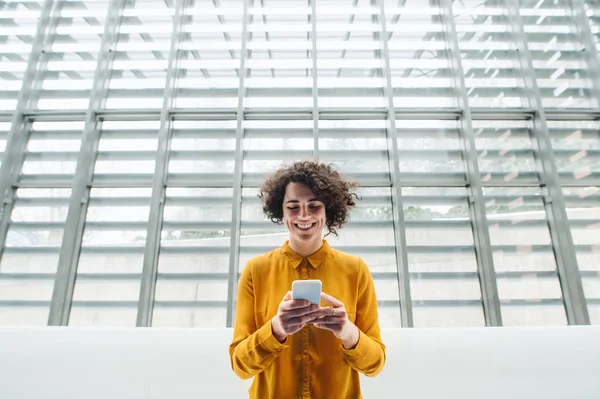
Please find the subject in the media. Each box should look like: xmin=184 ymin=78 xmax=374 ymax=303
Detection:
xmin=48 ymin=0 xmax=125 ymax=326
xmin=226 ymin=0 xmax=250 ymax=327
xmin=440 ymin=0 xmax=502 ymax=326
xmin=506 ymin=0 xmax=590 ymax=325
xmin=377 ymin=0 xmax=413 ymax=327
xmin=137 ymin=0 xmax=186 ymax=327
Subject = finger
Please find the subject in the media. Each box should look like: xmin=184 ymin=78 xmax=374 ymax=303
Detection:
xmin=311 ymin=316 xmax=343 ymax=324
xmin=320 ymin=292 xmax=344 ymax=307
xmin=309 ymin=307 xmax=343 ymax=319
xmin=285 ymin=323 xmax=305 ymax=335
xmin=282 ymin=291 xmax=292 ymax=301
xmin=282 ymin=305 xmax=320 ymax=320
xmin=313 ymin=321 xmax=343 ymax=331
xmin=287 ymin=313 xmax=320 ymax=326
xmin=280 ymin=299 xmax=311 ymax=311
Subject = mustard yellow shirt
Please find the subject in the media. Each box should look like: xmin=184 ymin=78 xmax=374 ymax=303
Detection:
xmin=229 ymin=240 xmax=386 ymax=399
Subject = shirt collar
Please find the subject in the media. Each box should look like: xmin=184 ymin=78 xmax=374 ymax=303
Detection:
xmin=282 ymin=240 xmax=331 ymax=269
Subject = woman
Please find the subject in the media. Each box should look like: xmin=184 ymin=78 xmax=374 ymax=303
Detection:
xmin=229 ymin=161 xmax=386 ymax=399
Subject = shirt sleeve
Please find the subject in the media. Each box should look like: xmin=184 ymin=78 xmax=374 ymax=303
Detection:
xmin=340 ymin=257 xmax=387 ymax=377
xmin=228 ymin=260 xmax=289 ymax=380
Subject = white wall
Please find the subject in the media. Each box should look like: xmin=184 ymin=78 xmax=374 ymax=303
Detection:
xmin=0 ymin=326 xmax=599 ymax=399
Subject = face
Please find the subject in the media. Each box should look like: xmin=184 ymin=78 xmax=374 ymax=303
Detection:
xmin=282 ymin=182 xmax=326 ymax=248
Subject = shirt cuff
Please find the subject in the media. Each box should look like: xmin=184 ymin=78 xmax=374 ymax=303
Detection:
xmin=258 ymin=318 xmax=289 ymax=353
xmin=341 ymin=329 xmax=370 ymax=360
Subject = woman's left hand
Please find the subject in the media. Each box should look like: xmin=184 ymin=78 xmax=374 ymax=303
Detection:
xmin=312 ymin=292 xmax=359 ymax=350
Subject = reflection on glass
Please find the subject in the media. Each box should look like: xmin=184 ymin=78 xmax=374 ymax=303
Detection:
xmin=548 ymin=121 xmax=600 ymax=184
xmin=473 ymin=120 xmax=537 ymax=184
xmin=453 ymin=1 xmax=524 ymax=108
xmin=520 ymin=0 xmax=598 ymax=109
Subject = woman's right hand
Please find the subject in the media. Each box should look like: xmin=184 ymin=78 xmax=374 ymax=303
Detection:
xmin=271 ymin=291 xmax=321 ymax=343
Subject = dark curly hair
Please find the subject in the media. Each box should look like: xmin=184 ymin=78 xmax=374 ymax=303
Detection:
xmin=258 ymin=161 xmax=359 ymax=237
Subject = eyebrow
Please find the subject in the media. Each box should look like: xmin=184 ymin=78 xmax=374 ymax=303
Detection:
xmin=285 ymin=198 xmax=320 ymax=204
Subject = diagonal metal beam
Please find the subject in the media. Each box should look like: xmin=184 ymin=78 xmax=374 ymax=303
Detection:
xmin=0 ymin=0 xmax=58 ymax=269
xmin=226 ymin=0 xmax=250 ymax=328
xmin=48 ymin=0 xmax=125 ymax=326
xmin=505 ymin=0 xmax=589 ymax=325
xmin=136 ymin=0 xmax=186 ymax=327
xmin=440 ymin=0 xmax=502 ymax=327
xmin=376 ymin=0 xmax=413 ymax=327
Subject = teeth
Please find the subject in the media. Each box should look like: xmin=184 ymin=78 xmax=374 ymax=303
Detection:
xmin=297 ymin=224 xmax=312 ymax=229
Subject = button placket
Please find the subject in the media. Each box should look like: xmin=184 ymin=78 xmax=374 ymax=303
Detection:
xmin=299 ymin=260 xmax=311 ymax=399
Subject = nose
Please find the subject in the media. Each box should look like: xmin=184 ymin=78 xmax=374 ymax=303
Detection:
xmin=298 ymin=204 xmax=310 ymax=219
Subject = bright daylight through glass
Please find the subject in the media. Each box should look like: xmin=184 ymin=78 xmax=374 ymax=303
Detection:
xmin=0 ymin=0 xmax=599 ymax=328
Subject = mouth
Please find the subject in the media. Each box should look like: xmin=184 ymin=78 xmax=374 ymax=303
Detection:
xmin=295 ymin=222 xmax=316 ymax=232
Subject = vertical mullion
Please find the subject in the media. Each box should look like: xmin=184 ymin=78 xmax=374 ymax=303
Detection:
xmin=48 ymin=0 xmax=125 ymax=326
xmin=440 ymin=0 xmax=502 ymax=326
xmin=377 ymin=0 xmax=413 ymax=327
xmin=0 ymin=0 xmax=57 ymax=261
xmin=137 ymin=0 xmax=185 ymax=327
xmin=570 ymin=0 xmax=600 ymax=107
xmin=311 ymin=0 xmax=319 ymax=160
xmin=505 ymin=0 xmax=589 ymax=325
xmin=226 ymin=0 xmax=250 ymax=328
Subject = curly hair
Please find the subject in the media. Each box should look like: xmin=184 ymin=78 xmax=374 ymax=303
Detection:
xmin=258 ymin=161 xmax=359 ymax=237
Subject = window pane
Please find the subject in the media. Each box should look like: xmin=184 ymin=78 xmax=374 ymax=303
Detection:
xmin=0 ymin=1 xmax=43 ymax=112
xmin=37 ymin=0 xmax=110 ymax=110
xmin=168 ymin=120 xmax=236 ymax=185
xmin=397 ymin=120 xmax=466 ymax=183
xmin=483 ymin=186 xmax=567 ymax=326
xmin=107 ymin=0 xmax=174 ymax=109
xmin=404 ymin=187 xmax=484 ymax=327
xmin=453 ymin=1 xmax=525 ymax=108
xmin=548 ymin=120 xmax=600 ymax=185
xmin=316 ymin=1 xmax=384 ymax=109
xmin=94 ymin=120 xmax=159 ymax=182
xmin=562 ymin=186 xmax=600 ymax=325
xmin=387 ymin=3 xmax=454 ymax=108
xmin=176 ymin=0 xmax=241 ymax=109
xmin=473 ymin=120 xmax=538 ymax=184
xmin=70 ymin=187 xmax=149 ymax=326
xmin=521 ymin=0 xmax=598 ymax=109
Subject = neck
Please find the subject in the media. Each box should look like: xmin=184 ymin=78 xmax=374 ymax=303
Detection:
xmin=288 ymin=238 xmax=323 ymax=258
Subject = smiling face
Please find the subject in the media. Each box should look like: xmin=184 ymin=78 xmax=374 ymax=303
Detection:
xmin=282 ymin=182 xmax=326 ymax=256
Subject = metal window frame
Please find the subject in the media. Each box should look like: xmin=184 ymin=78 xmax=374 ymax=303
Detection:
xmin=136 ymin=0 xmax=186 ymax=327
xmin=376 ymin=0 xmax=413 ymax=327
xmin=505 ymin=0 xmax=590 ymax=325
xmin=48 ymin=0 xmax=126 ymax=326
xmin=0 ymin=0 xmax=58 ymax=265
xmin=226 ymin=0 xmax=250 ymax=328
xmin=440 ymin=0 xmax=502 ymax=326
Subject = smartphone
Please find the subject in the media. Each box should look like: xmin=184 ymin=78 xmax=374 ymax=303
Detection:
xmin=292 ymin=280 xmax=322 ymax=305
